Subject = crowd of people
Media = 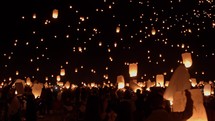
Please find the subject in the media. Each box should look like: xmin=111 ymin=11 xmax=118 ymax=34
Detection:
xmin=0 ymin=82 xmax=215 ymax=121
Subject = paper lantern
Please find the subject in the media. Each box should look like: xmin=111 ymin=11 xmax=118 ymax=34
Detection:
xmin=16 ymin=71 xmax=19 ymax=75
xmin=129 ymin=63 xmax=138 ymax=77
xmin=116 ymin=26 xmax=120 ymax=33
xmin=26 ymin=77 xmax=32 ymax=87
xmin=163 ymin=64 xmax=191 ymax=102
xmin=165 ymin=81 xmax=169 ymax=87
xmin=60 ymin=68 xmax=65 ymax=76
xmin=32 ymin=83 xmax=43 ymax=98
xmin=173 ymin=89 xmax=208 ymax=121
xmin=190 ymin=78 xmax=197 ymax=87
xmin=203 ymin=83 xmax=211 ymax=96
xmin=32 ymin=13 xmax=36 ymax=19
xmin=181 ymin=52 xmax=192 ymax=68
xmin=57 ymin=81 xmax=64 ymax=87
xmin=129 ymin=80 xmax=142 ymax=92
xmin=56 ymin=75 xmax=61 ymax=81
xmin=151 ymin=28 xmax=156 ymax=35
xmin=64 ymin=81 xmax=70 ymax=89
xmin=117 ymin=75 xmax=125 ymax=89
xmin=156 ymin=74 xmax=164 ymax=87
xmin=44 ymin=82 xmax=49 ymax=88
xmin=52 ymin=9 xmax=58 ymax=19
xmin=146 ymin=79 xmax=152 ymax=91
xmin=13 ymin=79 xmax=25 ymax=87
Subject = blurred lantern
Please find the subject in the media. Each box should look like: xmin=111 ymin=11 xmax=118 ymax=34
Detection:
xmin=56 ymin=75 xmax=61 ymax=81
xmin=26 ymin=77 xmax=32 ymax=87
xmin=151 ymin=28 xmax=156 ymax=35
xmin=57 ymin=81 xmax=64 ymax=87
xmin=117 ymin=75 xmax=125 ymax=89
xmin=33 ymin=13 xmax=36 ymax=19
xmin=190 ymin=78 xmax=197 ymax=87
xmin=156 ymin=74 xmax=164 ymax=87
xmin=165 ymin=81 xmax=169 ymax=87
xmin=60 ymin=68 xmax=65 ymax=76
xmin=16 ymin=70 xmax=19 ymax=75
xmin=173 ymin=89 xmax=208 ymax=121
xmin=204 ymin=83 xmax=211 ymax=96
xmin=181 ymin=52 xmax=192 ymax=68
xmin=52 ymin=9 xmax=58 ymax=19
xmin=32 ymin=83 xmax=43 ymax=98
xmin=116 ymin=26 xmax=120 ymax=33
xmin=129 ymin=63 xmax=138 ymax=77
xmin=146 ymin=79 xmax=152 ymax=91
xmin=44 ymin=82 xmax=49 ymax=88
xmin=64 ymin=81 xmax=70 ymax=89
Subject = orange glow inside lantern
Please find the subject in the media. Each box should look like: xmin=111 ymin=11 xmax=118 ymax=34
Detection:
xmin=151 ymin=28 xmax=156 ymax=35
xmin=116 ymin=26 xmax=120 ymax=33
xmin=204 ymin=84 xmax=211 ymax=96
xmin=117 ymin=75 xmax=125 ymax=89
xmin=64 ymin=81 xmax=70 ymax=89
xmin=60 ymin=68 xmax=65 ymax=76
xmin=52 ymin=9 xmax=58 ymax=19
xmin=56 ymin=75 xmax=61 ymax=81
xmin=190 ymin=78 xmax=197 ymax=87
xmin=129 ymin=63 xmax=138 ymax=77
xmin=156 ymin=74 xmax=164 ymax=87
xmin=181 ymin=52 xmax=192 ymax=68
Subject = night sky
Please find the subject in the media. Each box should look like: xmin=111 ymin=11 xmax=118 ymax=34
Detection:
xmin=0 ymin=0 xmax=214 ymax=85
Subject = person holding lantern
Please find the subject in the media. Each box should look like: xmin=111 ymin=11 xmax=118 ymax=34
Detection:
xmin=145 ymin=89 xmax=193 ymax=121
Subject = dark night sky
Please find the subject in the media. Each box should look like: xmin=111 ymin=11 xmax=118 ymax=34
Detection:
xmin=0 ymin=0 xmax=215 ymax=84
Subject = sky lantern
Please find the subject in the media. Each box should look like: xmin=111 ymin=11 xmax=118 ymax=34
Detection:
xmin=16 ymin=70 xmax=19 ymax=75
xmin=32 ymin=13 xmax=36 ymax=19
xmin=116 ymin=26 xmax=120 ymax=33
xmin=32 ymin=83 xmax=43 ymax=98
xmin=163 ymin=64 xmax=191 ymax=102
xmin=26 ymin=77 xmax=32 ymax=87
xmin=190 ymin=78 xmax=197 ymax=87
xmin=156 ymin=74 xmax=164 ymax=87
xmin=173 ymin=89 xmax=208 ymax=121
xmin=52 ymin=9 xmax=58 ymax=19
xmin=64 ymin=81 xmax=70 ymax=89
xmin=129 ymin=63 xmax=138 ymax=77
xmin=181 ymin=52 xmax=192 ymax=68
xmin=117 ymin=75 xmax=125 ymax=89
xmin=60 ymin=68 xmax=65 ymax=76
xmin=56 ymin=75 xmax=61 ymax=81
xmin=204 ymin=83 xmax=211 ymax=96
xmin=151 ymin=28 xmax=156 ymax=35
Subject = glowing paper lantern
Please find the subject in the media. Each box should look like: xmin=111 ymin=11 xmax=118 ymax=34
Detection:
xmin=129 ymin=63 xmax=138 ymax=77
xmin=190 ymin=78 xmax=197 ymax=87
xmin=60 ymin=68 xmax=65 ymax=76
xmin=13 ymin=79 xmax=25 ymax=87
xmin=165 ymin=81 xmax=169 ymax=87
xmin=52 ymin=9 xmax=58 ymax=19
xmin=64 ymin=81 xmax=70 ymax=89
xmin=151 ymin=28 xmax=156 ymax=35
xmin=16 ymin=71 xmax=19 ymax=75
xmin=56 ymin=75 xmax=61 ymax=81
xmin=163 ymin=64 xmax=191 ymax=102
xmin=129 ymin=80 xmax=142 ymax=92
xmin=116 ymin=26 xmax=120 ymax=33
xmin=26 ymin=77 xmax=32 ymax=87
xmin=116 ymin=75 xmax=125 ymax=89
xmin=57 ymin=81 xmax=64 ymax=87
xmin=181 ymin=52 xmax=192 ymax=68
xmin=173 ymin=89 xmax=208 ymax=121
xmin=156 ymin=74 xmax=164 ymax=87
xmin=203 ymin=83 xmax=211 ymax=96
xmin=32 ymin=83 xmax=43 ymax=98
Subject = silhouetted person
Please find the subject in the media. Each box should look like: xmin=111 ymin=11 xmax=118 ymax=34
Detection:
xmin=145 ymin=89 xmax=193 ymax=121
